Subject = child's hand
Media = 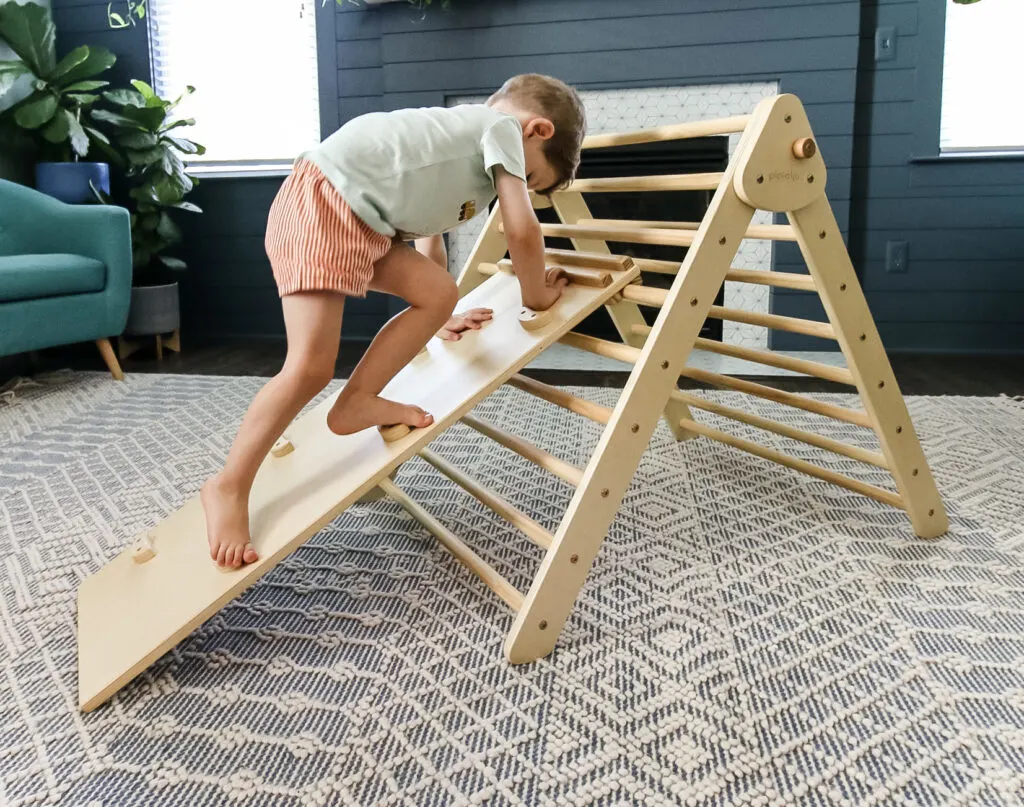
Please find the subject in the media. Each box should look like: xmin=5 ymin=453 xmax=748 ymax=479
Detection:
xmin=523 ymin=272 xmax=568 ymax=312
xmin=436 ymin=308 xmax=493 ymax=341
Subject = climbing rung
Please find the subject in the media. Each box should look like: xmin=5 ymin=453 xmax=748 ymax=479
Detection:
xmin=507 ymin=374 xmax=612 ymax=425
xmin=419 ymin=449 xmax=554 ymax=550
xmin=582 ymin=115 xmax=752 ymax=149
xmin=558 ymin=332 xmax=872 ymax=428
xmin=461 ymin=414 xmax=584 ymax=487
xmin=673 ymin=391 xmax=888 ymax=469
xmin=542 ymin=249 xmax=635 ymax=271
xmin=618 ymin=286 xmax=836 ymax=340
xmin=610 ymin=255 xmax=817 ymax=292
xmin=630 ymin=326 xmax=854 ymax=386
xmin=378 ymin=478 xmax=525 ymax=612
xmin=581 ymin=219 xmax=798 ymax=242
xmin=532 ymin=222 xmax=695 ymax=248
xmin=677 ymin=419 xmax=903 ymax=509
xmin=564 ymin=173 xmax=724 ymax=193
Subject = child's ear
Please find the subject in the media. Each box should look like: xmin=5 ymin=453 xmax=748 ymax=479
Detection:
xmin=524 ymin=117 xmax=555 ymax=140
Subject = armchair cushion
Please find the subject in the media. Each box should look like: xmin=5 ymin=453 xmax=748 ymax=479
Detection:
xmin=0 ymin=254 xmax=107 ymax=302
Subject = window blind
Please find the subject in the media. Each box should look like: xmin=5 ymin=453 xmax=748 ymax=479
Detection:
xmin=941 ymin=0 xmax=1024 ymax=153
xmin=148 ymin=0 xmax=321 ymax=168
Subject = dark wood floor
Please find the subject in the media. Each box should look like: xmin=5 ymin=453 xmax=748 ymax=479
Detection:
xmin=6 ymin=336 xmax=1024 ymax=397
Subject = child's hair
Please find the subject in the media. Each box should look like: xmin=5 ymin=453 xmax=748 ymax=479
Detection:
xmin=487 ymin=74 xmax=586 ymax=194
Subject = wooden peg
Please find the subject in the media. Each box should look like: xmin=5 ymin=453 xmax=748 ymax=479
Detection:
xmin=271 ymin=436 xmax=294 ymax=458
xmin=378 ymin=423 xmax=412 ymax=442
xmin=132 ymin=532 xmax=156 ymax=564
xmin=792 ymin=137 xmax=817 ymax=159
xmin=518 ymin=307 xmax=554 ymax=332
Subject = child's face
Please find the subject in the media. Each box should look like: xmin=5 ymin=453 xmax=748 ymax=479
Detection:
xmin=521 ymin=117 xmax=560 ymax=194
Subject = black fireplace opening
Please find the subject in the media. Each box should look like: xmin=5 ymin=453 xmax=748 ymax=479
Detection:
xmin=537 ymin=135 xmax=730 ymax=341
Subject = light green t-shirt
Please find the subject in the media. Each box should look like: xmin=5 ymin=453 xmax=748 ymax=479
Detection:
xmin=299 ymin=104 xmax=527 ymax=240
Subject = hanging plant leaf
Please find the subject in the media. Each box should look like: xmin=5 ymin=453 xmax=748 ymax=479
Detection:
xmin=164 ymin=135 xmax=205 ymax=155
xmin=13 ymin=92 xmax=58 ymax=128
xmin=169 ymin=200 xmax=202 ymax=213
xmin=156 ymin=212 xmax=182 ymax=245
xmin=118 ymin=131 xmax=159 ymax=149
xmin=159 ymin=118 xmax=195 ymax=134
xmin=82 ymin=124 xmax=110 ymax=145
xmin=103 ymin=88 xmax=147 ymax=108
xmin=54 ymin=46 xmax=116 ymax=87
xmin=64 ymin=79 xmax=110 ymax=92
xmin=91 ymin=107 xmax=148 ymax=131
xmin=0 ymin=60 xmax=31 ymax=98
xmin=40 ymin=107 xmax=71 ymax=143
xmin=126 ymin=145 xmax=164 ymax=166
xmin=0 ymin=1 xmax=56 ymax=77
xmin=67 ymin=111 xmax=89 ymax=157
xmin=48 ymin=45 xmax=90 ymax=84
xmin=107 ymin=12 xmax=128 ymax=29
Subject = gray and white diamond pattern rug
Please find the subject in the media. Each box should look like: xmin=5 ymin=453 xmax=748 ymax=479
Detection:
xmin=2 ymin=371 xmax=1024 ymax=806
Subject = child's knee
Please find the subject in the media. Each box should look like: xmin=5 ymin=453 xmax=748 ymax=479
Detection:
xmin=435 ymin=273 xmax=459 ymax=316
xmin=281 ymin=358 xmax=334 ymax=396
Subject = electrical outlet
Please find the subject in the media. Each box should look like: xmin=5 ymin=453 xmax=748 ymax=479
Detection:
xmin=875 ymin=26 xmax=897 ymax=61
xmin=886 ymin=240 xmax=908 ymax=274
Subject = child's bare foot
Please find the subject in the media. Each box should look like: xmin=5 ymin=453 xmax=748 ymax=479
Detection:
xmin=200 ymin=475 xmax=259 ymax=569
xmin=327 ymin=390 xmax=434 ymax=436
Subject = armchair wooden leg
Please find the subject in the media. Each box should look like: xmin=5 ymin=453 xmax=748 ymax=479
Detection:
xmin=96 ymin=339 xmax=124 ymax=381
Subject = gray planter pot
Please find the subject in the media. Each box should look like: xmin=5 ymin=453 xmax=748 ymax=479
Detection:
xmin=124 ymin=282 xmax=180 ymax=337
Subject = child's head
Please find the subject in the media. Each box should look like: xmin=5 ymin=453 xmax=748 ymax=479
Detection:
xmin=487 ymin=74 xmax=586 ymax=195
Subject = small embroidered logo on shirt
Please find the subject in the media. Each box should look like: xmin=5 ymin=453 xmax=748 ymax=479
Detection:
xmin=458 ymin=201 xmax=477 ymax=222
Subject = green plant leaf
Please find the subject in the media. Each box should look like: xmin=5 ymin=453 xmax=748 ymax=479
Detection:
xmin=161 ymin=148 xmax=183 ymax=176
xmin=126 ymin=145 xmax=163 ymax=166
xmin=166 ymin=85 xmax=194 ymax=112
xmin=118 ymin=103 xmax=167 ymax=131
xmin=64 ymin=79 xmax=109 ymax=92
xmin=0 ymin=1 xmax=56 ymax=77
xmin=87 ymin=132 xmax=123 ymax=166
xmin=164 ymin=135 xmax=204 ymax=155
xmin=0 ymin=60 xmax=30 ymax=98
xmin=158 ymin=256 xmax=187 ymax=271
xmin=134 ymin=2 xmax=147 ymax=21
xmin=41 ymin=107 xmax=70 ymax=143
xmin=153 ymin=171 xmax=189 ymax=204
xmin=91 ymin=107 xmax=147 ymax=131
xmin=118 ymin=131 xmax=158 ymax=149
xmin=54 ymin=46 xmax=116 ymax=87
xmin=107 ymin=12 xmax=127 ymax=29
xmin=48 ymin=45 xmax=89 ymax=84
xmin=13 ymin=92 xmax=58 ymax=129
xmin=159 ymin=118 xmax=195 ymax=133
xmin=67 ymin=111 xmax=89 ymax=157
xmin=156 ymin=212 xmax=182 ymax=244
xmin=67 ymin=92 xmax=101 ymax=106
xmin=82 ymin=124 xmax=110 ymax=145
xmin=102 ymin=88 xmax=147 ymax=108
xmin=170 ymin=200 xmax=202 ymax=213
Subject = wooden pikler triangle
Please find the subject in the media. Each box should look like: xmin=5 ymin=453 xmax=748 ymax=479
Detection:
xmin=77 ymin=94 xmax=945 ymax=710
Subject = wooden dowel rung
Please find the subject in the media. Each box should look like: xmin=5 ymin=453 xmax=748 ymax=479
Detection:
xmin=461 ymin=415 xmax=584 ymax=487
xmin=508 ymin=222 xmax=695 ymax=248
xmin=725 ymin=268 xmax=816 ymax=292
xmin=673 ymin=392 xmax=888 ymax=469
xmin=581 ymin=219 xmax=798 ymax=242
xmin=560 ymin=331 xmax=639 ymax=366
xmin=709 ymin=306 xmax=836 ymax=340
xmin=496 ymin=260 xmax=613 ymax=288
xmin=680 ymin=367 xmax=874 ymax=428
xmin=419 ymin=449 xmax=554 ymax=550
xmin=582 ymin=116 xmax=751 ymax=149
xmin=677 ymin=419 xmax=903 ymax=509
xmin=378 ymin=478 xmax=525 ymax=612
xmin=619 ymin=285 xmax=668 ymax=308
xmin=542 ymin=249 xmax=635 ymax=271
xmin=508 ymin=374 xmax=613 ymax=425
xmin=562 ymin=173 xmax=724 ymax=193
xmin=692 ymin=338 xmax=856 ymax=386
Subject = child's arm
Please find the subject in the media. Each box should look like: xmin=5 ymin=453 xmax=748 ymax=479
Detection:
xmin=494 ymin=167 xmax=567 ymax=311
xmin=415 ymin=235 xmax=447 ymax=269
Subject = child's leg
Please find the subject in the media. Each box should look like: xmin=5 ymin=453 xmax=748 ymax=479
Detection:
xmin=327 ymin=242 xmax=459 ymax=435
xmin=201 ymin=291 xmax=345 ymax=568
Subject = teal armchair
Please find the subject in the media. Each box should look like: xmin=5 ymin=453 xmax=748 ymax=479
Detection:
xmin=0 ymin=179 xmax=132 ymax=379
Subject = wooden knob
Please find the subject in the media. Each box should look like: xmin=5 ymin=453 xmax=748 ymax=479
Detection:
xmin=271 ymin=436 xmax=295 ymax=458
xmin=378 ymin=423 xmax=411 ymax=442
xmin=792 ymin=137 xmax=817 ymax=159
xmin=132 ymin=532 xmax=156 ymax=564
xmin=518 ymin=307 xmax=554 ymax=331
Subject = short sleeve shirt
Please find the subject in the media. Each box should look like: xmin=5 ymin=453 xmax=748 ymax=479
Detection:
xmin=299 ymin=104 xmax=527 ymax=240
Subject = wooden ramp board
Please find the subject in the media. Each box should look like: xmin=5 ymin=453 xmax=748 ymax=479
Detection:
xmin=76 ymin=265 xmax=640 ymax=712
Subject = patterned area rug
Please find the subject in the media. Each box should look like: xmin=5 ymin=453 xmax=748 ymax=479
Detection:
xmin=2 ymin=371 xmax=1024 ymax=806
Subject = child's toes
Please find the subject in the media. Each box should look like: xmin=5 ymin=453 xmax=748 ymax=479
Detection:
xmin=243 ymin=544 xmax=258 ymax=564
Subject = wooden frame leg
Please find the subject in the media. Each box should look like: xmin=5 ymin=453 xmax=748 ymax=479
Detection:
xmin=456 ymin=204 xmax=508 ymax=296
xmin=505 ymin=173 xmax=754 ymax=664
xmin=95 ymin=338 xmax=124 ymax=381
xmin=550 ymin=190 xmax=696 ymax=442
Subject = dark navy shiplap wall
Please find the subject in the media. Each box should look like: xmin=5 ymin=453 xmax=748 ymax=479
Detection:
xmin=44 ymin=0 xmax=1023 ymax=351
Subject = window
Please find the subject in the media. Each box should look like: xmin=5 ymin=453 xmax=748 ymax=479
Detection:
xmin=940 ymin=0 xmax=1024 ymax=153
xmin=148 ymin=0 xmax=321 ymax=172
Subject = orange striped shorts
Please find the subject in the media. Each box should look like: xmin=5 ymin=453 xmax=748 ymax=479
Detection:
xmin=265 ymin=159 xmax=393 ymax=298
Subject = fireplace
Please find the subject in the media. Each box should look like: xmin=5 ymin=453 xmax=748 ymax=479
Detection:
xmin=538 ymin=136 xmax=729 ymax=341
